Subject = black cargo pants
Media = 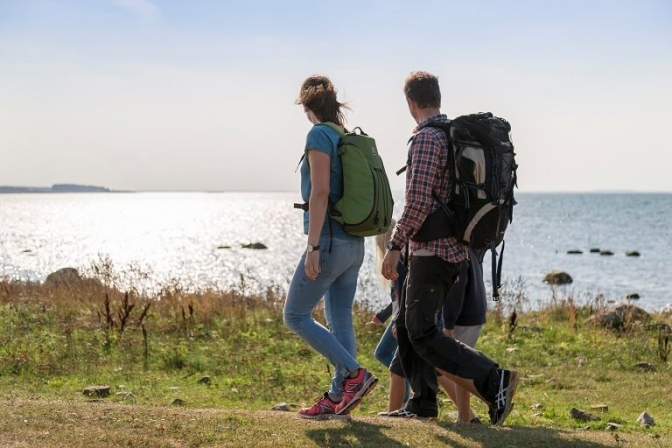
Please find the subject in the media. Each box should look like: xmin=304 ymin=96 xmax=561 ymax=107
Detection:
xmin=395 ymin=255 xmax=497 ymax=417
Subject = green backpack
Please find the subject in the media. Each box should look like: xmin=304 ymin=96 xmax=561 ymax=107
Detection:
xmin=296 ymin=123 xmax=394 ymax=237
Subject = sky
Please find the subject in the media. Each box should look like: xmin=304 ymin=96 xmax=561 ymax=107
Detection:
xmin=1 ymin=0 xmax=671 ymax=193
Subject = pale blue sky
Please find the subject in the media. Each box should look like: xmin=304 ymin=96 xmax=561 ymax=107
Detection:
xmin=2 ymin=0 xmax=671 ymax=192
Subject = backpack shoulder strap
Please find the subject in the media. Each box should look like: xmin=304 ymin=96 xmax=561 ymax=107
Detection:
xmin=297 ymin=122 xmax=347 ymax=170
xmin=416 ymin=120 xmax=459 ymax=206
xmin=398 ymin=121 xmax=452 ymax=175
xmin=417 ymin=120 xmax=452 ymax=135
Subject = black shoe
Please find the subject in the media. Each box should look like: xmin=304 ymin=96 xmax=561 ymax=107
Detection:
xmin=379 ymin=408 xmax=435 ymax=421
xmin=487 ymin=369 xmax=519 ymax=425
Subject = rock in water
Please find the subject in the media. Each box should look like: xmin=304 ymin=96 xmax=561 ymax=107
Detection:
xmin=241 ymin=242 xmax=267 ymax=249
xmin=46 ymin=267 xmax=81 ymax=286
xmin=45 ymin=267 xmax=104 ymax=290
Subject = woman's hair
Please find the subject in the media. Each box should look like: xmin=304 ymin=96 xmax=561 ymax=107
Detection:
xmin=404 ymin=71 xmax=441 ymax=109
xmin=295 ymin=75 xmax=350 ymax=125
xmin=373 ymin=218 xmax=397 ymax=293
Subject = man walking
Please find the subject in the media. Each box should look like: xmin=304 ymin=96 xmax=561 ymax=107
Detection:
xmin=381 ymin=71 xmax=518 ymax=425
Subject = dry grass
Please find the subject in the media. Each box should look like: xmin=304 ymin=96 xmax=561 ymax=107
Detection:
xmin=1 ymin=398 xmax=669 ymax=448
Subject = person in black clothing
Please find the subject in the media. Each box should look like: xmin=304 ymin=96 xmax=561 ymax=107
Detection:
xmin=381 ymin=71 xmax=518 ymax=425
xmin=380 ymin=247 xmax=488 ymax=423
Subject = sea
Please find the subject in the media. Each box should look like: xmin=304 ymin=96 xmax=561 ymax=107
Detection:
xmin=1 ymin=191 xmax=670 ymax=312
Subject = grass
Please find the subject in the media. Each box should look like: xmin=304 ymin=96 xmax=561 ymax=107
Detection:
xmin=1 ymin=269 xmax=671 ymax=447
xmin=2 ymin=402 xmax=669 ymax=448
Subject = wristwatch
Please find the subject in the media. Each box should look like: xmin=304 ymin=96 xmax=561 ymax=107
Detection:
xmin=386 ymin=241 xmax=401 ymax=251
xmin=307 ymin=243 xmax=320 ymax=253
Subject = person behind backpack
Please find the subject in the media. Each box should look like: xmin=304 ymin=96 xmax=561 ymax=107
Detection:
xmin=438 ymin=246 xmax=488 ymax=424
xmin=377 ymin=246 xmax=487 ymax=423
xmin=284 ymin=75 xmax=378 ymax=421
xmin=369 ymin=220 xmax=410 ymax=412
xmin=381 ymin=71 xmax=518 ymax=425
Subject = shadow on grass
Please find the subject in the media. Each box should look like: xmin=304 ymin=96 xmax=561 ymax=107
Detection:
xmin=305 ymin=420 xmax=408 ymax=447
xmin=306 ymin=419 xmax=617 ymax=448
xmin=436 ymin=421 xmax=613 ymax=448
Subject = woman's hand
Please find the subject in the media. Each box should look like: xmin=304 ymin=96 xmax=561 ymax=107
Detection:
xmin=304 ymin=251 xmax=321 ymax=280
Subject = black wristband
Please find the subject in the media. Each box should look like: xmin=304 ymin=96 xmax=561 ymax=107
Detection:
xmin=387 ymin=241 xmax=401 ymax=251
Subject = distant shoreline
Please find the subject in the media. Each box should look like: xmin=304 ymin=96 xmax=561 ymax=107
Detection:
xmin=0 ymin=184 xmax=116 ymax=194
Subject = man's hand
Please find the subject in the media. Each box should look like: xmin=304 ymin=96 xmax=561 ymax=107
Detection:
xmin=443 ymin=328 xmax=454 ymax=338
xmin=382 ymin=250 xmax=401 ymax=280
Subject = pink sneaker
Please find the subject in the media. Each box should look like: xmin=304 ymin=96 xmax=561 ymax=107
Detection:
xmin=335 ymin=368 xmax=378 ymax=415
xmin=299 ymin=392 xmax=351 ymax=420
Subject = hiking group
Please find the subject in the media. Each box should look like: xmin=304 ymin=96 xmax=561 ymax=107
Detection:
xmin=283 ymin=71 xmax=519 ymax=426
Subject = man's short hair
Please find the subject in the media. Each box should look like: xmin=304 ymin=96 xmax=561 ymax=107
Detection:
xmin=404 ymin=71 xmax=441 ymax=109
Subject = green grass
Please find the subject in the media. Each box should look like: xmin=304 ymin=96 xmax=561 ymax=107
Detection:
xmin=0 ymin=275 xmax=671 ymax=447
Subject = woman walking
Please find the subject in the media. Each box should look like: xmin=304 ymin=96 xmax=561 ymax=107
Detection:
xmin=283 ymin=75 xmax=377 ymax=420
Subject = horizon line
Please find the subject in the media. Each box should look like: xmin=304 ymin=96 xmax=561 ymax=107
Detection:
xmin=2 ymin=186 xmax=672 ymax=195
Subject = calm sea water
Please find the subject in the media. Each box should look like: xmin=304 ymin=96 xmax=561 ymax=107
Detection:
xmin=1 ymin=192 xmax=670 ymax=312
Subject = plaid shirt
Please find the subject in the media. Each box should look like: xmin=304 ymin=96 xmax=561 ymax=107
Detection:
xmin=390 ymin=114 xmax=468 ymax=263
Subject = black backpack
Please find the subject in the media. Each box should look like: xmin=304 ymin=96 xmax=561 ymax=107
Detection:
xmin=401 ymin=112 xmax=518 ymax=300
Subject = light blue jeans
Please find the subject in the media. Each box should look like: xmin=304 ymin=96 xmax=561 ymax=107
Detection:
xmin=283 ymin=236 xmax=365 ymax=401
xmin=374 ymin=320 xmax=397 ymax=367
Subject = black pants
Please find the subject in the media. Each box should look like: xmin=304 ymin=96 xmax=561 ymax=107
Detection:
xmin=395 ymin=255 xmax=497 ymax=417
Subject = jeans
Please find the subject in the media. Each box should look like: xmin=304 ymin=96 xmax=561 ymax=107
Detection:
xmin=374 ymin=319 xmax=397 ymax=367
xmin=398 ymin=255 xmax=497 ymax=416
xmin=375 ymin=320 xmax=410 ymax=404
xmin=283 ymin=236 xmax=364 ymax=400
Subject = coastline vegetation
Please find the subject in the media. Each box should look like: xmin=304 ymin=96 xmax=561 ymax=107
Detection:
xmin=0 ymin=261 xmax=670 ymax=448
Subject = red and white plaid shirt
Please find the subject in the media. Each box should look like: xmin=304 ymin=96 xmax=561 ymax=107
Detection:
xmin=390 ymin=114 xmax=468 ymax=263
